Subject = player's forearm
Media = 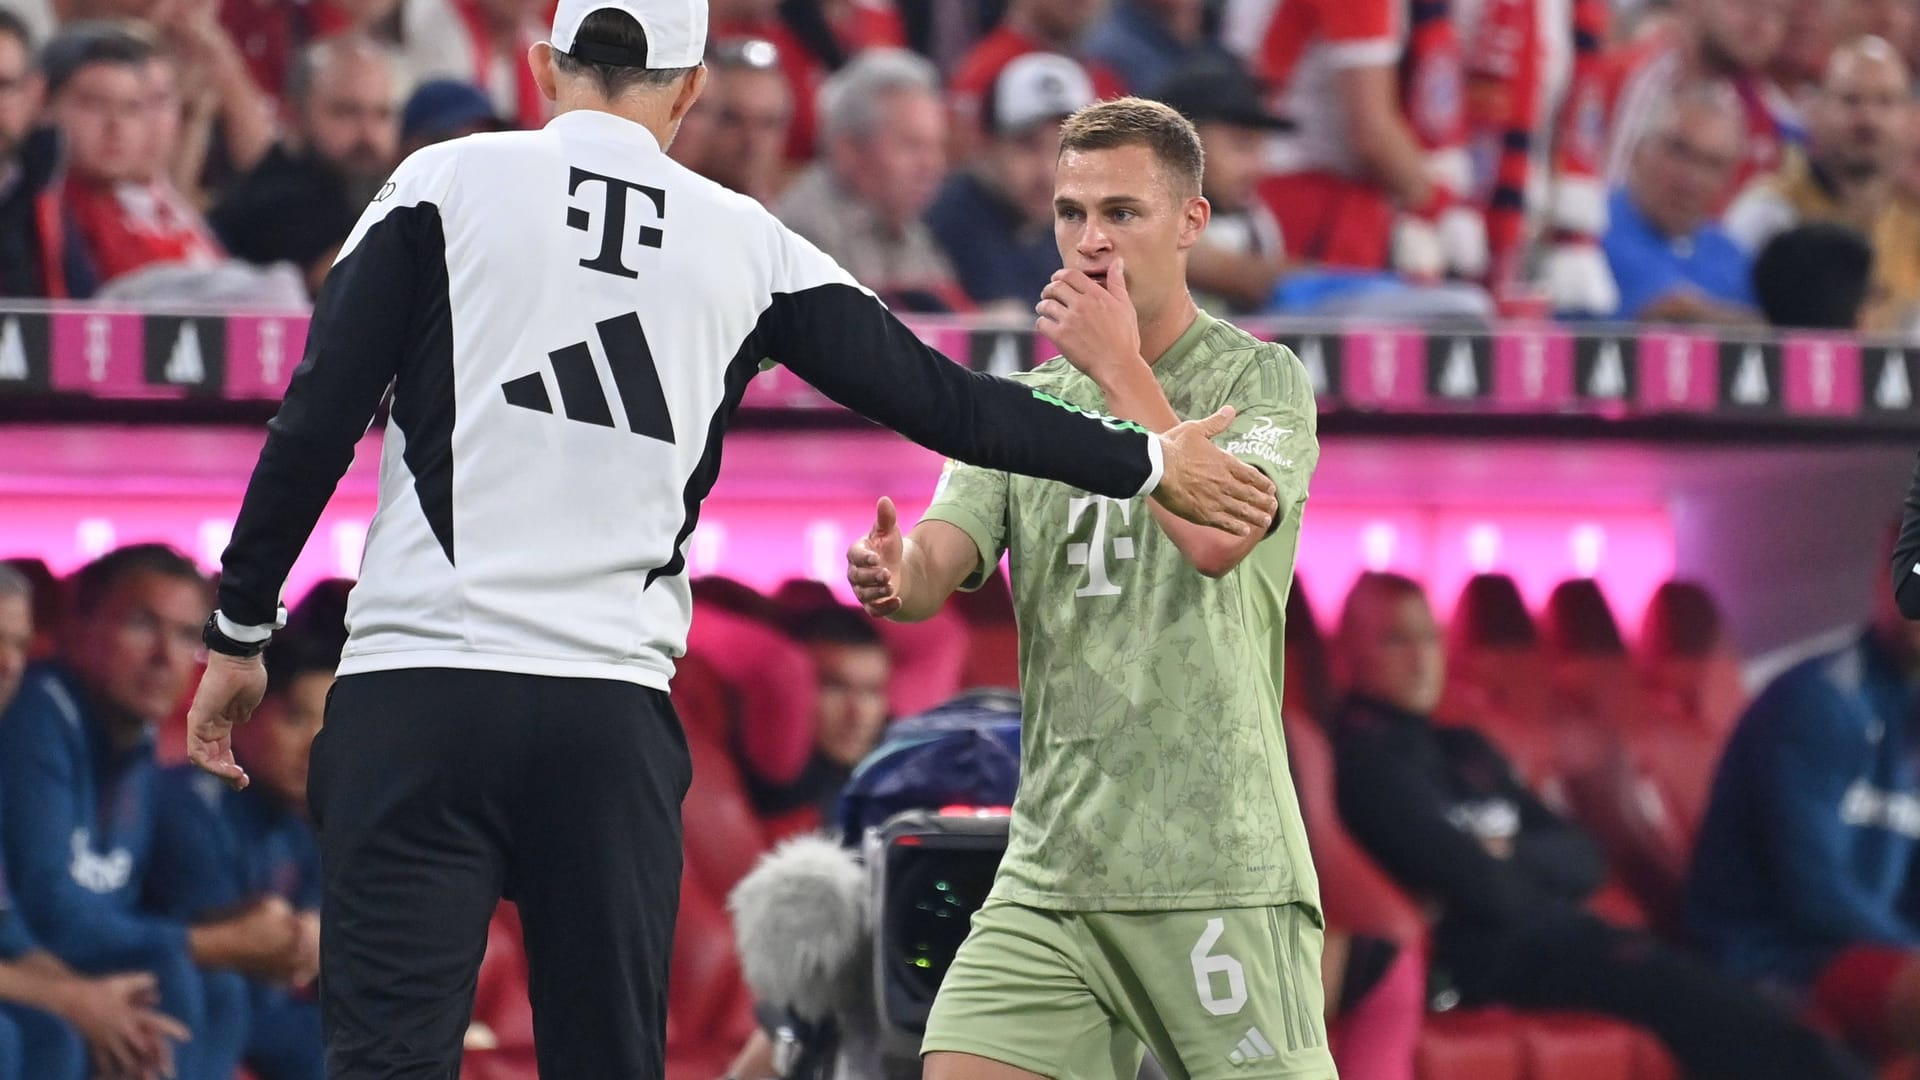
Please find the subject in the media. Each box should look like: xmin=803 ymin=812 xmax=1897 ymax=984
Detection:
xmin=773 ymin=285 xmax=1157 ymax=500
xmin=888 ymin=535 xmax=960 ymax=623
xmin=1096 ymin=364 xmax=1263 ymax=577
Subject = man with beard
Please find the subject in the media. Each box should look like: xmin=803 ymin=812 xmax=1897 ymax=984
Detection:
xmin=1725 ymin=36 xmax=1920 ymax=330
xmin=209 ymin=33 xmax=399 ymax=295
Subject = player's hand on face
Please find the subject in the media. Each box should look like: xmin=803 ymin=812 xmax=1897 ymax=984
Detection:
xmin=1153 ymin=407 xmax=1279 ymax=535
xmin=1036 ymin=258 xmax=1146 ymax=381
xmin=847 ymin=496 xmax=906 ymax=618
xmin=186 ymin=652 xmax=267 ymax=791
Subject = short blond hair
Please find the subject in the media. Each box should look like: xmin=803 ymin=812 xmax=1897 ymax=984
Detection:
xmin=1057 ymin=97 xmax=1204 ymax=197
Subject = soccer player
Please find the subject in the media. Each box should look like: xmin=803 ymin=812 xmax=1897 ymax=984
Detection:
xmin=847 ymin=97 xmax=1330 ymax=1080
xmin=183 ymin=1 xmax=1279 ymax=1077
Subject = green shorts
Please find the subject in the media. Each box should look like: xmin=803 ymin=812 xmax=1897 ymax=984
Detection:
xmin=921 ymin=898 xmax=1337 ymax=1080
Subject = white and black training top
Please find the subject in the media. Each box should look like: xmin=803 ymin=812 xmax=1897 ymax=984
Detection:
xmin=218 ymin=109 xmax=1163 ymax=690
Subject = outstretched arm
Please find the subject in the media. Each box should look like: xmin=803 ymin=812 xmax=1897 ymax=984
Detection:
xmin=846 ymin=498 xmax=982 ymax=623
xmin=765 ymin=228 xmax=1276 ymax=535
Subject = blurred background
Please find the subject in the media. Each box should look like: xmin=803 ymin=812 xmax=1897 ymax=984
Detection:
xmin=6 ymin=0 xmax=1920 ymax=1078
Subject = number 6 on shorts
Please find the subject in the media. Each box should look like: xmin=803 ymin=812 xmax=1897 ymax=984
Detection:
xmin=1190 ymin=917 xmax=1248 ymax=1016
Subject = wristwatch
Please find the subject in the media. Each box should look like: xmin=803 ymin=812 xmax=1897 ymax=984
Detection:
xmin=202 ymin=606 xmax=287 ymax=659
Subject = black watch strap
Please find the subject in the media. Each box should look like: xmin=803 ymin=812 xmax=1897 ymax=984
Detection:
xmin=203 ymin=613 xmax=270 ymax=658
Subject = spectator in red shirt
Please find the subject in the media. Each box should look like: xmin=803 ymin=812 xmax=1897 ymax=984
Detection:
xmin=1605 ymin=0 xmax=1800 ymax=198
xmin=74 ymin=0 xmax=280 ymax=188
xmin=219 ymin=0 xmax=401 ymax=101
xmin=44 ymin=22 xmax=223 ymax=290
xmin=1221 ymin=0 xmax=1483 ymax=277
xmin=947 ymin=0 xmax=1127 ymax=149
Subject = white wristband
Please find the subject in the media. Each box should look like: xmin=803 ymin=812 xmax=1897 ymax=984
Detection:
xmin=215 ymin=606 xmax=286 ymax=643
xmin=1137 ymin=434 xmax=1166 ymax=498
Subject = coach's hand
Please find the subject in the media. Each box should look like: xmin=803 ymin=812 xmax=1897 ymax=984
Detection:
xmin=1153 ymin=408 xmax=1278 ymax=536
xmin=847 ymin=497 xmax=906 ymax=618
xmin=186 ymin=652 xmax=266 ymax=791
xmin=1036 ymin=258 xmax=1143 ymax=381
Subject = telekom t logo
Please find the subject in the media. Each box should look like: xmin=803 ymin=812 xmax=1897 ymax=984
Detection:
xmin=1066 ymin=496 xmax=1135 ymax=598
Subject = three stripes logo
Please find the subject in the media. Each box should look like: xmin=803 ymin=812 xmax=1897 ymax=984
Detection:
xmin=1227 ymin=1026 xmax=1277 ymax=1066
xmin=503 ymin=311 xmax=676 ymax=443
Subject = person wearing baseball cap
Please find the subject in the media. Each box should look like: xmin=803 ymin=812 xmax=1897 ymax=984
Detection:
xmin=399 ymin=78 xmax=510 ymax=155
xmin=1154 ymin=57 xmax=1299 ymax=314
xmin=185 ymin=5 xmax=1283 ymax=1080
xmin=927 ymin=52 xmax=1095 ymax=310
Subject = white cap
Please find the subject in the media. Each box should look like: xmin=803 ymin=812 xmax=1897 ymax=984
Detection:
xmin=989 ymin=53 xmax=1095 ymax=135
xmin=552 ymin=0 xmax=708 ymax=71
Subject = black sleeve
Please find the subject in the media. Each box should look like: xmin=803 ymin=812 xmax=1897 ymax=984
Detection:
xmin=217 ymin=202 xmax=437 ymax=626
xmin=1895 ymin=452 xmax=1920 ymax=620
xmin=764 ymin=283 xmax=1157 ymax=501
xmin=1332 ymin=724 xmax=1576 ymax=929
xmin=1500 ymin=750 xmax=1608 ymax=904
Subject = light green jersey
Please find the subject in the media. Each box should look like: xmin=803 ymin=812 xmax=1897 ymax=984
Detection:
xmin=923 ymin=310 xmax=1320 ymax=912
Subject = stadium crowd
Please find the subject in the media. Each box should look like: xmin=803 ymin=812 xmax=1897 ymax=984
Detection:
xmin=0 ymin=0 xmax=1905 ymax=328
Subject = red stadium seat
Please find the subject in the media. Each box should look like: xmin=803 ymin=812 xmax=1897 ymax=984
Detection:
xmin=1543 ymin=580 xmax=1716 ymax=940
xmin=876 ymin=607 xmax=973 ymax=718
xmin=1441 ymin=575 xmax=1558 ymax=789
xmin=666 ymin=655 xmax=773 ymax=1080
xmin=674 ymin=657 xmax=775 ymax=897
xmin=1418 ymin=1010 xmax=1526 ymax=1080
xmin=1283 ymin=579 xmax=1335 ymax=723
xmin=666 ymin=870 xmax=756 ymax=1072
xmin=1285 ymin=713 xmax=1425 ymax=946
xmin=1541 ymin=580 xmax=1644 ymax=761
xmin=949 ymin=566 xmax=1020 ymax=690
xmin=1419 ymin=1009 xmax=1669 ymax=1080
xmin=1637 ymin=581 xmax=1747 ymax=743
xmin=1631 ymin=1028 xmax=1682 ymax=1080
xmin=460 ymin=904 xmax=538 ymax=1080
xmin=684 ymin=601 xmax=819 ymax=790
xmin=1285 ymin=711 xmax=1427 ymax=1078
xmin=1521 ymin=1014 xmax=1638 ymax=1080
xmin=1881 ymin=1057 xmax=1920 ymax=1080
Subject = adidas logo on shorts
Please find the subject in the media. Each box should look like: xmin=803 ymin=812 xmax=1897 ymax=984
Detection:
xmin=1227 ymin=1026 xmax=1277 ymax=1065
